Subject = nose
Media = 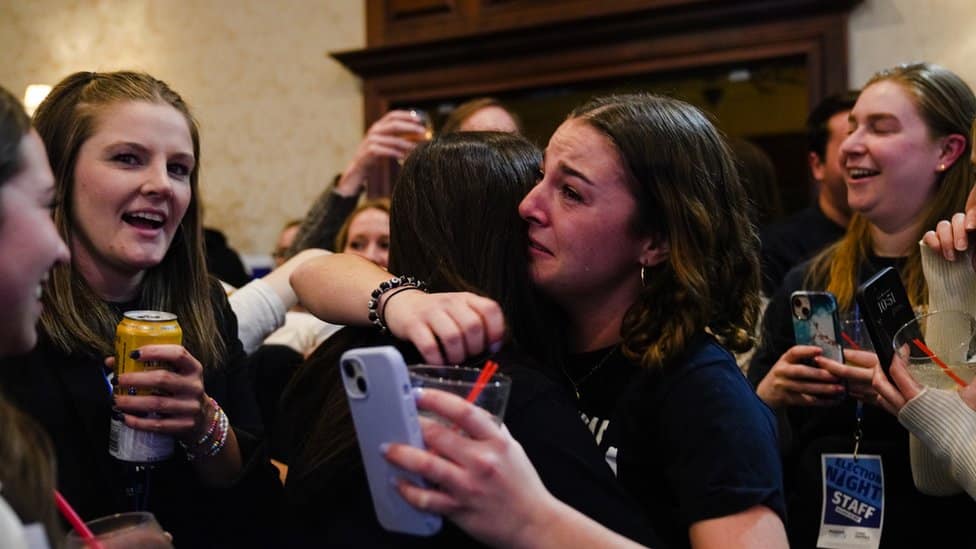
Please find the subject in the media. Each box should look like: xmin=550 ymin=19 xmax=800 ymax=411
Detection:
xmin=365 ymin=244 xmax=388 ymax=269
xmin=518 ymin=182 xmax=547 ymax=226
xmin=839 ymin=128 xmax=864 ymax=163
xmin=142 ymin=161 xmax=175 ymax=198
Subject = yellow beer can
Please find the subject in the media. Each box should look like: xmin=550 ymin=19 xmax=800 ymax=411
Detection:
xmin=110 ymin=310 xmax=182 ymax=462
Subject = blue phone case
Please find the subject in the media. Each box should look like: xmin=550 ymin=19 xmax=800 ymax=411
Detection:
xmin=340 ymin=346 xmax=442 ymax=536
xmin=791 ymin=291 xmax=844 ymax=362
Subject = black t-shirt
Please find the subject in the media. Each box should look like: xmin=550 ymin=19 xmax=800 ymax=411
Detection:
xmin=281 ymin=332 xmax=659 ymax=548
xmin=568 ymin=335 xmax=786 ymax=549
xmin=749 ymin=258 xmax=976 ymax=548
xmin=760 ymin=204 xmax=845 ymax=296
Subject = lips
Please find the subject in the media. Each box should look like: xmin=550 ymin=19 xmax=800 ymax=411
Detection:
xmin=122 ymin=209 xmax=167 ymax=230
xmin=528 ymin=237 xmax=553 ymax=256
xmin=847 ymin=167 xmax=880 ymax=181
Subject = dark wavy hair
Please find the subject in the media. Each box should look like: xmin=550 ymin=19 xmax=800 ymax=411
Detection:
xmin=33 ymin=71 xmax=226 ymax=368
xmin=570 ymin=94 xmax=761 ymax=370
xmin=285 ymin=132 xmax=563 ymax=481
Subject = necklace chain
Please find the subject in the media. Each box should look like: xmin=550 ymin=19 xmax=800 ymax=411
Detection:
xmin=570 ymin=346 xmax=618 ymax=399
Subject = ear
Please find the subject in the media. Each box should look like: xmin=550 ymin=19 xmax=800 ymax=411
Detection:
xmin=936 ymin=133 xmax=967 ymax=172
xmin=808 ymin=151 xmax=826 ymax=182
xmin=640 ymin=235 xmax=670 ymax=268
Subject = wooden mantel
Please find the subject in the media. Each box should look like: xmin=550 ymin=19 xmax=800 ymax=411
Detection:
xmin=332 ymin=0 xmax=860 ymax=195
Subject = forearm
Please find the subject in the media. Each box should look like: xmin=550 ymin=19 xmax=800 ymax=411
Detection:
xmin=260 ymin=248 xmax=329 ymax=309
xmin=192 ymin=427 xmax=243 ymax=487
xmin=513 ymin=495 xmax=647 ymax=549
xmin=290 ymin=253 xmax=391 ymax=325
xmin=899 ymin=388 xmax=976 ymax=498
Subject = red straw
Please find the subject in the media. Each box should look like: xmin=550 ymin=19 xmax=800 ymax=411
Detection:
xmin=55 ymin=490 xmax=103 ymax=548
xmin=840 ymin=332 xmax=861 ymax=350
xmin=912 ymin=337 xmax=967 ymax=388
xmin=466 ymin=360 xmax=498 ymax=403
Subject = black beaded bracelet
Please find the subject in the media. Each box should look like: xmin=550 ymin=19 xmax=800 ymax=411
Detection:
xmin=367 ymin=276 xmax=428 ymax=333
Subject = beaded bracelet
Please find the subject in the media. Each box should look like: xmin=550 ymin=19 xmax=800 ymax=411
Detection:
xmin=181 ymin=399 xmax=230 ymax=461
xmin=190 ymin=397 xmax=220 ymax=447
xmin=367 ymin=276 xmax=428 ymax=334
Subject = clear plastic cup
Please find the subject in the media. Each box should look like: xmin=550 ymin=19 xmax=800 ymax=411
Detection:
xmin=893 ymin=310 xmax=976 ymax=389
xmin=64 ymin=511 xmax=172 ymax=549
xmin=408 ymin=365 xmax=511 ymax=424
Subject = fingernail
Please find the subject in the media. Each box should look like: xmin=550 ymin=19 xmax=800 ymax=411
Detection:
xmin=129 ymin=350 xmax=140 ymax=359
xmin=379 ymin=442 xmax=391 ymax=454
xmin=412 ymin=387 xmax=423 ymax=400
xmin=110 ymin=376 xmax=119 ymax=386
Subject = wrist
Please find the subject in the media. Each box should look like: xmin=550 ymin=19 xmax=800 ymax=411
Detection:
xmin=509 ymin=493 xmax=568 ymax=549
xmin=335 ymin=169 xmax=366 ymax=196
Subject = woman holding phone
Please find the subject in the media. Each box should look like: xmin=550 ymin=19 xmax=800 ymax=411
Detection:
xmin=0 ymin=71 xmax=280 ymax=546
xmin=293 ymin=94 xmax=787 ymax=549
xmin=748 ymin=62 xmax=976 ymax=545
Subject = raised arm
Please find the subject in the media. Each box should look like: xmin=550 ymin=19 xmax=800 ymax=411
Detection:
xmin=290 ymin=253 xmax=506 ymax=364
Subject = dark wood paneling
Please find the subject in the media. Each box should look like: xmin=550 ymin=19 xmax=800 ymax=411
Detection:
xmin=344 ymin=0 xmax=859 ymax=196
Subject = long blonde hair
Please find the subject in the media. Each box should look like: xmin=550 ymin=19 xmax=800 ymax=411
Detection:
xmin=33 ymin=71 xmax=225 ymax=368
xmin=806 ymin=63 xmax=976 ymax=310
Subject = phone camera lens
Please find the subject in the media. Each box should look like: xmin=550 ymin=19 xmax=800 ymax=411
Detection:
xmin=792 ymin=297 xmax=802 ymax=308
xmin=356 ymin=377 xmax=368 ymax=393
xmin=802 ymin=306 xmax=811 ymax=317
xmin=342 ymin=361 xmax=355 ymax=378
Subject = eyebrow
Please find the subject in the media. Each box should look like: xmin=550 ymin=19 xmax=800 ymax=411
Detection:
xmin=848 ymin=112 xmax=900 ymax=126
xmin=556 ymin=160 xmax=594 ymax=186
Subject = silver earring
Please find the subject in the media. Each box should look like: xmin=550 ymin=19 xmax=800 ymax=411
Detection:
xmin=640 ymin=265 xmax=647 ymax=287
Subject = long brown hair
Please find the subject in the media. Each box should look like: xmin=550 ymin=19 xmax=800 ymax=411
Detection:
xmin=33 ymin=71 xmax=225 ymax=368
xmin=805 ymin=63 xmax=976 ymax=310
xmin=570 ymin=94 xmax=761 ymax=370
xmin=286 ymin=132 xmax=563 ymax=480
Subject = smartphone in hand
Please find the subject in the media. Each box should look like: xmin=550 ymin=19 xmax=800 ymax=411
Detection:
xmin=855 ymin=267 xmax=919 ymax=372
xmin=340 ymin=346 xmax=442 ymax=537
xmin=791 ymin=290 xmax=844 ymax=363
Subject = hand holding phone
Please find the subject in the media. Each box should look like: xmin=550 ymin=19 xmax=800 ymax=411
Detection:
xmin=856 ymin=267 xmax=920 ymax=373
xmin=340 ymin=346 xmax=442 ymax=536
xmin=791 ymin=291 xmax=844 ymax=363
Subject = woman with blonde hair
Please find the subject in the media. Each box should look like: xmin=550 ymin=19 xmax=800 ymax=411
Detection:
xmin=749 ymin=62 xmax=976 ymax=546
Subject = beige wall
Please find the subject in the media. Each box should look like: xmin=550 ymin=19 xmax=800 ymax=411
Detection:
xmin=2 ymin=0 xmax=975 ymax=257
xmin=849 ymin=0 xmax=976 ymax=88
xmin=0 ymin=0 xmax=364 ymax=259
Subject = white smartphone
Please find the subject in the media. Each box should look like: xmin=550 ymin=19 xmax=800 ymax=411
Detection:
xmin=340 ymin=346 xmax=442 ymax=537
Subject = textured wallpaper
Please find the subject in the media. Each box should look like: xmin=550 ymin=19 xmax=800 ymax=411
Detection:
xmin=2 ymin=0 xmax=976 ymax=257
xmin=0 ymin=0 xmax=365 ymax=260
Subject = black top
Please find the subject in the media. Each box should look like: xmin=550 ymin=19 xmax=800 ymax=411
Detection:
xmin=759 ymin=204 xmax=845 ymax=296
xmin=568 ymin=335 xmax=786 ymax=549
xmin=748 ymin=258 xmax=976 ymax=548
xmin=280 ymin=330 xmax=660 ymax=548
xmin=286 ymin=182 xmax=361 ymax=256
xmin=0 ymin=281 xmax=281 ymax=548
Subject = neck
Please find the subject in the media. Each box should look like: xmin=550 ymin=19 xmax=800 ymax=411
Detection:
xmin=869 ymin=220 xmax=920 ymax=258
xmin=72 ymin=248 xmax=145 ymax=303
xmin=818 ymin=193 xmax=851 ymax=228
xmin=562 ymin=279 xmax=640 ymax=353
